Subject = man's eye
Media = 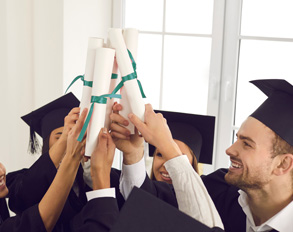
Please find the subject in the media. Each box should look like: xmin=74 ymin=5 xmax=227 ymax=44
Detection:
xmin=243 ymin=141 xmax=251 ymax=147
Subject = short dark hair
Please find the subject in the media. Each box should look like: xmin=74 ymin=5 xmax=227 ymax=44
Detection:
xmin=271 ymin=133 xmax=293 ymax=158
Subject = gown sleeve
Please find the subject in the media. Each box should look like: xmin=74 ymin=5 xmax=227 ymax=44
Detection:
xmin=0 ymin=204 xmax=46 ymax=232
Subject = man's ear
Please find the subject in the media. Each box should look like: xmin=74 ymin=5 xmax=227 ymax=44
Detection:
xmin=273 ymin=154 xmax=293 ymax=176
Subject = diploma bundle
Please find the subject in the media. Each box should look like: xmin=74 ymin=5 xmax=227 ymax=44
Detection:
xmin=67 ymin=28 xmax=146 ymax=157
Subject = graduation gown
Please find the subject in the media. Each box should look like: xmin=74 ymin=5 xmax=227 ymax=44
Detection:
xmin=7 ymin=152 xmax=87 ymax=231
xmin=0 ymin=198 xmax=46 ymax=232
xmin=70 ymin=197 xmax=119 ymax=232
xmin=202 ymin=169 xmax=246 ymax=232
xmin=136 ymin=169 xmax=246 ymax=231
xmin=7 ymin=152 xmax=123 ymax=232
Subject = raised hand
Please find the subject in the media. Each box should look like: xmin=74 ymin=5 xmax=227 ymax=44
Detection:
xmin=110 ymin=102 xmax=144 ymax=165
xmin=90 ymin=128 xmax=116 ymax=190
xmin=49 ymin=107 xmax=82 ymax=168
xmin=128 ymin=104 xmax=182 ymax=161
xmin=65 ymin=108 xmax=88 ymax=162
xmin=61 ymin=107 xmax=80 ymax=140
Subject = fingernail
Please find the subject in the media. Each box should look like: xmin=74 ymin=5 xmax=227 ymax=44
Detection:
xmin=103 ymin=128 xmax=107 ymax=134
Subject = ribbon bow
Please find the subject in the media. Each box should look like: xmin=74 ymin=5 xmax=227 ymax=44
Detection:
xmin=77 ymin=93 xmax=121 ymax=142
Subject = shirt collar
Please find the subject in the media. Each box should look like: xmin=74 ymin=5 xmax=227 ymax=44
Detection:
xmin=238 ymin=190 xmax=293 ymax=232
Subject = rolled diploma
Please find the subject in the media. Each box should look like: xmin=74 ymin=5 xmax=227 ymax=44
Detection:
xmin=108 ymin=28 xmax=145 ymax=134
xmin=119 ymin=28 xmax=139 ymax=133
xmin=85 ymin=47 xmax=115 ymax=157
xmin=79 ymin=37 xmax=104 ymax=113
xmin=104 ymin=57 xmax=120 ymax=130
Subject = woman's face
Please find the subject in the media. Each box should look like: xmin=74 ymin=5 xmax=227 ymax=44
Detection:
xmin=152 ymin=139 xmax=193 ymax=184
xmin=0 ymin=162 xmax=9 ymax=198
xmin=49 ymin=127 xmax=64 ymax=148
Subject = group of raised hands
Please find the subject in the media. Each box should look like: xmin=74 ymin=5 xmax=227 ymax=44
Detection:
xmin=58 ymin=102 xmax=182 ymax=193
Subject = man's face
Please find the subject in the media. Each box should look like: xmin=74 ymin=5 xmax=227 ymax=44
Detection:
xmin=225 ymin=117 xmax=277 ymax=190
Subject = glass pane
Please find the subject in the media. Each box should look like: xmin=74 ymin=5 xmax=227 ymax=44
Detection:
xmin=137 ymin=34 xmax=162 ymax=109
xmin=241 ymin=0 xmax=293 ymax=38
xmin=162 ymin=35 xmax=211 ymax=114
xmin=125 ymin=0 xmax=164 ymax=32
xmin=235 ymin=40 xmax=293 ymax=127
xmin=166 ymin=0 xmax=213 ymax=34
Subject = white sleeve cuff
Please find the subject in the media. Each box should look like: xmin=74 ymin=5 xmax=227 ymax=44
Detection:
xmin=86 ymin=187 xmax=116 ymax=201
xmin=119 ymin=156 xmax=146 ymax=200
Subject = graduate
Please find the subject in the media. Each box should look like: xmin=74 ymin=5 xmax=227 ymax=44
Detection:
xmin=0 ymin=107 xmax=88 ymax=231
xmin=110 ymin=103 xmax=223 ymax=229
xmin=148 ymin=110 xmax=215 ymax=183
xmin=115 ymin=79 xmax=293 ymax=232
xmin=7 ymin=93 xmax=91 ymax=231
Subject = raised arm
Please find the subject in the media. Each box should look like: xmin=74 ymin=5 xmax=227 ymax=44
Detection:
xmin=129 ymin=104 xmax=223 ymax=229
xmin=38 ymin=108 xmax=87 ymax=231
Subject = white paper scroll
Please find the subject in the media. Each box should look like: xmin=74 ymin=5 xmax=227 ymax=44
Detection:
xmin=79 ymin=37 xmax=104 ymax=113
xmin=85 ymin=47 xmax=115 ymax=157
xmin=104 ymin=57 xmax=120 ymax=130
xmin=108 ymin=28 xmax=145 ymax=134
xmin=119 ymin=28 xmax=139 ymax=133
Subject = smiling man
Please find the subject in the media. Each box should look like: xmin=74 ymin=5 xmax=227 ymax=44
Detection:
xmin=202 ymin=79 xmax=293 ymax=232
xmin=118 ymin=79 xmax=293 ymax=232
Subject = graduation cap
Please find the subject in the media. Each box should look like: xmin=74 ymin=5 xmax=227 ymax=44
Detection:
xmin=250 ymin=79 xmax=293 ymax=146
xmin=21 ymin=92 xmax=80 ymax=153
xmin=110 ymin=187 xmax=224 ymax=232
xmin=148 ymin=110 xmax=215 ymax=164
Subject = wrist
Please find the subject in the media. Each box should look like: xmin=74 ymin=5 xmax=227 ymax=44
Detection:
xmin=158 ymin=140 xmax=182 ymax=160
xmin=123 ymin=148 xmax=144 ymax=165
xmin=91 ymin=173 xmax=110 ymax=190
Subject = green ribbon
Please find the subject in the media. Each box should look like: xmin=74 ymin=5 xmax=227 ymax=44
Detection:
xmin=65 ymin=75 xmax=93 ymax=94
xmin=111 ymin=73 xmax=118 ymax=79
xmin=110 ymin=50 xmax=146 ymax=98
xmin=77 ymin=93 xmax=121 ymax=142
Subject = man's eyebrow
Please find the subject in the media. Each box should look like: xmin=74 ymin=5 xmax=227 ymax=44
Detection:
xmin=236 ymin=133 xmax=256 ymax=144
xmin=54 ymin=132 xmax=62 ymax=135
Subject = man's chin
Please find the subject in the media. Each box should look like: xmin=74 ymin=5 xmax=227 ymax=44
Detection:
xmin=224 ymin=172 xmax=238 ymax=186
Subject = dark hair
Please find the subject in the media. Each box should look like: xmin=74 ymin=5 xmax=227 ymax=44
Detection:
xmin=41 ymin=135 xmax=50 ymax=155
xmin=271 ymin=132 xmax=293 ymax=158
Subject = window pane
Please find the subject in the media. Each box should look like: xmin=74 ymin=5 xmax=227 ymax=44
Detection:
xmin=162 ymin=35 xmax=211 ymax=114
xmin=166 ymin=0 xmax=213 ymax=34
xmin=235 ymin=40 xmax=293 ymax=127
xmin=125 ymin=0 xmax=164 ymax=32
xmin=241 ymin=0 xmax=293 ymax=38
xmin=137 ymin=34 xmax=162 ymax=109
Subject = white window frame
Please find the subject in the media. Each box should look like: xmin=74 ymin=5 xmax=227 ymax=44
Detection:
xmin=112 ymin=0 xmax=249 ymax=173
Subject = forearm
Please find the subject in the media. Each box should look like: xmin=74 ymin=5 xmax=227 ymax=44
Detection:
xmin=48 ymin=136 xmax=67 ymax=168
xmin=164 ymin=155 xmax=223 ymax=229
xmin=38 ymin=155 xmax=80 ymax=232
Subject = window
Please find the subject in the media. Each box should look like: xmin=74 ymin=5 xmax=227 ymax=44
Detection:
xmin=120 ymin=0 xmax=293 ymax=173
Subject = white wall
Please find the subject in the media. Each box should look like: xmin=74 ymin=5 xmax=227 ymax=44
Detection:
xmin=1 ymin=0 xmax=113 ymax=173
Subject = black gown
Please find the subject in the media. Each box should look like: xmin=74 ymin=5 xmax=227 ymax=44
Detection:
xmin=134 ymin=169 xmax=247 ymax=232
xmin=6 ymin=152 xmax=123 ymax=232
xmin=0 ymin=198 xmax=46 ymax=232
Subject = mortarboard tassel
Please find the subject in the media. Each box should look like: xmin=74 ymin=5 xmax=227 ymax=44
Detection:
xmin=29 ymin=124 xmax=40 ymax=154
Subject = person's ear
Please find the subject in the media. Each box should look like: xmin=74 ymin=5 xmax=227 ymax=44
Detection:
xmin=273 ymin=154 xmax=293 ymax=176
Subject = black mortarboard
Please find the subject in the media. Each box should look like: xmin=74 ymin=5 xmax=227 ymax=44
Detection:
xmin=250 ymin=79 xmax=293 ymax=146
xmin=148 ymin=110 xmax=215 ymax=164
xmin=21 ymin=92 xmax=80 ymax=153
xmin=110 ymin=187 xmax=224 ymax=232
